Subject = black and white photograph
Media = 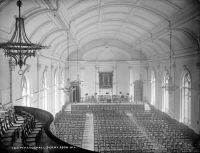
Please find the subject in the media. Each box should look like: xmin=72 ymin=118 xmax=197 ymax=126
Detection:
xmin=0 ymin=0 xmax=200 ymax=152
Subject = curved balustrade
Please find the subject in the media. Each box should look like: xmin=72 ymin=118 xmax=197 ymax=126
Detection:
xmin=8 ymin=106 xmax=94 ymax=153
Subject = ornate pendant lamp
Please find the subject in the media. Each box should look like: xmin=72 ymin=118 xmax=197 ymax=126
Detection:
xmin=61 ymin=23 xmax=75 ymax=93
xmin=0 ymin=0 xmax=47 ymax=74
xmin=75 ymin=48 xmax=82 ymax=84
xmin=63 ymin=27 xmax=71 ymax=93
xmin=162 ymin=22 xmax=178 ymax=93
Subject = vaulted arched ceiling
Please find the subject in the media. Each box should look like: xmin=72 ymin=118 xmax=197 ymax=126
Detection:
xmin=0 ymin=0 xmax=199 ymax=61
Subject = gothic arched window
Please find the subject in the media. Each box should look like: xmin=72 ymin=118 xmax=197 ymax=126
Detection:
xmin=61 ymin=69 xmax=65 ymax=106
xmin=151 ymin=71 xmax=156 ymax=105
xmin=54 ymin=71 xmax=58 ymax=114
xmin=22 ymin=75 xmax=30 ymax=106
xmin=42 ymin=73 xmax=48 ymax=110
xmin=180 ymin=71 xmax=191 ymax=125
xmin=162 ymin=71 xmax=169 ymax=113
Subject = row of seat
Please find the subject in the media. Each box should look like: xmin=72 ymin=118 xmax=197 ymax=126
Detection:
xmin=56 ymin=103 xmax=199 ymax=152
xmin=71 ymin=104 xmax=144 ymax=112
xmin=93 ymin=110 xmax=154 ymax=153
xmin=0 ymin=108 xmax=43 ymax=150
xmin=131 ymin=107 xmax=199 ymax=153
xmin=54 ymin=111 xmax=86 ymax=148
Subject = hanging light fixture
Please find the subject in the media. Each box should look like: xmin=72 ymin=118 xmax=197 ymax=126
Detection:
xmin=162 ymin=22 xmax=178 ymax=93
xmin=75 ymin=47 xmax=83 ymax=84
xmin=0 ymin=0 xmax=47 ymax=74
xmin=138 ymin=49 xmax=147 ymax=84
xmin=59 ymin=23 xmax=75 ymax=93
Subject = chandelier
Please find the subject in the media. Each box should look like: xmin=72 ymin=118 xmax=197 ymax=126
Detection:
xmin=74 ymin=48 xmax=83 ymax=85
xmin=162 ymin=22 xmax=178 ymax=93
xmin=62 ymin=78 xmax=75 ymax=93
xmin=59 ymin=23 xmax=75 ymax=93
xmin=0 ymin=0 xmax=47 ymax=74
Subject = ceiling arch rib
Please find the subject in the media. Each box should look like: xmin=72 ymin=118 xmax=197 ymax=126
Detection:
xmin=0 ymin=0 xmax=196 ymax=60
xmin=158 ymin=35 xmax=182 ymax=53
xmin=141 ymin=46 xmax=155 ymax=57
xmin=50 ymin=37 xmax=68 ymax=55
xmin=158 ymin=38 xmax=171 ymax=52
xmin=173 ymin=28 xmax=199 ymax=47
xmin=54 ymin=40 xmax=74 ymax=55
xmin=60 ymin=45 xmax=79 ymax=59
xmin=171 ymin=35 xmax=185 ymax=49
xmin=75 ymin=19 xmax=150 ymax=37
xmin=160 ymin=0 xmax=182 ymax=10
xmin=143 ymin=44 xmax=159 ymax=55
xmin=67 ymin=45 xmax=132 ymax=61
xmin=75 ymin=38 xmax=136 ymax=60
xmin=152 ymin=41 xmax=167 ymax=53
xmin=70 ymin=3 xmax=169 ymax=24
xmin=29 ymin=20 xmax=53 ymax=40
xmin=132 ymin=14 xmax=156 ymax=27
xmin=52 ymin=41 xmax=77 ymax=57
xmin=24 ymin=8 xmax=53 ymax=24
xmin=47 ymin=33 xmax=64 ymax=47
xmin=60 ymin=45 xmax=78 ymax=59
xmin=78 ymin=31 xmax=136 ymax=45
xmin=78 ymin=29 xmax=137 ymax=42
xmin=73 ymin=11 xmax=156 ymax=29
xmin=40 ymin=28 xmax=66 ymax=44
xmin=80 ymin=34 xmax=136 ymax=48
xmin=154 ymin=39 xmax=170 ymax=52
xmin=144 ymin=42 xmax=162 ymax=54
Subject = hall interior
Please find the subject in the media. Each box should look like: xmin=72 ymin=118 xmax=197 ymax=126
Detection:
xmin=0 ymin=0 xmax=200 ymax=152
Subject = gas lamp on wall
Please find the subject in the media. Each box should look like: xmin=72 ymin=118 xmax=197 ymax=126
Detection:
xmin=0 ymin=0 xmax=47 ymax=75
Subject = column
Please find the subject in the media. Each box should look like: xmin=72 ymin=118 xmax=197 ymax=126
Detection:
xmin=112 ymin=65 xmax=117 ymax=95
xmin=37 ymin=61 xmax=41 ymax=108
xmin=95 ymin=66 xmax=100 ymax=95
xmin=128 ymin=66 xmax=134 ymax=102
xmin=196 ymin=62 xmax=200 ymax=133
xmin=80 ymin=66 xmax=85 ymax=99
xmin=51 ymin=65 xmax=55 ymax=115
xmin=144 ymin=65 xmax=149 ymax=102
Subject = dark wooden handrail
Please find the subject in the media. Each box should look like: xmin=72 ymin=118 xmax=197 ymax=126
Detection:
xmin=14 ymin=106 xmax=95 ymax=153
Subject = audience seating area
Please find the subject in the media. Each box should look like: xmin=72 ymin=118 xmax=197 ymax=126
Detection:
xmin=71 ymin=103 xmax=144 ymax=112
xmin=93 ymin=110 xmax=154 ymax=153
xmin=53 ymin=103 xmax=200 ymax=153
xmin=131 ymin=107 xmax=200 ymax=153
xmin=54 ymin=111 xmax=86 ymax=148
xmin=0 ymin=107 xmax=43 ymax=151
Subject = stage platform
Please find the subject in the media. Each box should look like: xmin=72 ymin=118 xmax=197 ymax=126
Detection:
xmin=65 ymin=102 xmax=151 ymax=112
